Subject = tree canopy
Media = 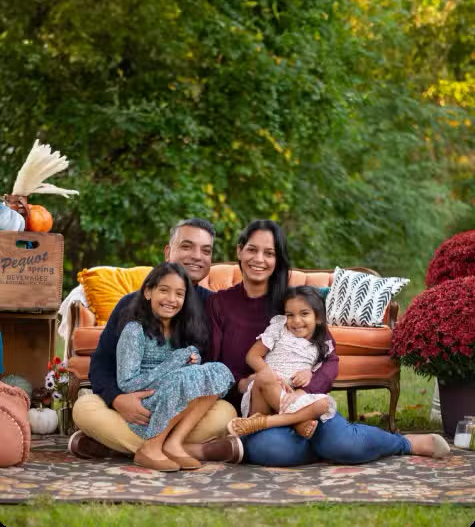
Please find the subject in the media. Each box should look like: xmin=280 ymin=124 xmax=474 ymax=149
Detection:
xmin=0 ymin=0 xmax=473 ymax=294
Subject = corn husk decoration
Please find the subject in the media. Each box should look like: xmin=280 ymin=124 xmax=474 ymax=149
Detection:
xmin=11 ymin=139 xmax=78 ymax=198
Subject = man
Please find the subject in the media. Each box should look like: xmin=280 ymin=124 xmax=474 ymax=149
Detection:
xmin=69 ymin=218 xmax=239 ymax=460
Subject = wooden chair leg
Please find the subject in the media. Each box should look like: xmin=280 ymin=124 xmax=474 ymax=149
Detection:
xmin=388 ymin=377 xmax=400 ymax=433
xmin=68 ymin=372 xmax=81 ymax=405
xmin=347 ymin=389 xmax=357 ymax=422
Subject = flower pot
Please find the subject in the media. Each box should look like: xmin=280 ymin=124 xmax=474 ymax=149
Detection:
xmin=438 ymin=380 xmax=475 ymax=437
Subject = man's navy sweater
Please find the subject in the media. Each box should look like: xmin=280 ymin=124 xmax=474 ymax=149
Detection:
xmin=88 ymin=286 xmax=213 ymax=407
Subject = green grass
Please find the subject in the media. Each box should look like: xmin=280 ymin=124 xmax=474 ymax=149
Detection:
xmin=55 ymin=337 xmax=65 ymax=360
xmin=0 ymin=502 xmax=473 ymax=527
xmin=330 ymin=367 xmax=442 ymax=432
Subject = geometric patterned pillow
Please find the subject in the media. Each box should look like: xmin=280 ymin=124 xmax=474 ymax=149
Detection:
xmin=326 ymin=267 xmax=410 ymax=327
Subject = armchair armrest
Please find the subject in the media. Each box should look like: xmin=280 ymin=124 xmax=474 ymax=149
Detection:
xmin=388 ymin=300 xmax=399 ymax=329
xmin=67 ymin=300 xmax=96 ymax=359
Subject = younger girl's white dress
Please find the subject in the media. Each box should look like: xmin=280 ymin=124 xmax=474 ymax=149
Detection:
xmin=241 ymin=315 xmax=337 ymax=420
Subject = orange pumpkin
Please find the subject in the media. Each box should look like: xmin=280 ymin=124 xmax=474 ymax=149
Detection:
xmin=26 ymin=204 xmax=53 ymax=232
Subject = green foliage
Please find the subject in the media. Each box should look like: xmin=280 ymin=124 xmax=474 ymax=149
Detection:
xmin=0 ymin=0 xmax=472 ymax=293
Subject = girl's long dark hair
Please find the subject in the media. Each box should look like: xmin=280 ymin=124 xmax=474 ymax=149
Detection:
xmin=238 ymin=219 xmax=291 ymax=316
xmin=284 ymin=286 xmax=331 ymax=364
xmin=119 ymin=262 xmax=208 ymax=351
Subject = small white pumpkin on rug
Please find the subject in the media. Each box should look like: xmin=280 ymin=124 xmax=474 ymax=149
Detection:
xmin=28 ymin=407 xmax=58 ymax=434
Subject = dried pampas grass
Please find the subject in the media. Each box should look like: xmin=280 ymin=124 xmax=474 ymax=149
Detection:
xmin=12 ymin=140 xmax=79 ymax=198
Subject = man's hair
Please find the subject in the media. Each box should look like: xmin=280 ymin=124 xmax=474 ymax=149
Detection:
xmin=168 ymin=218 xmax=216 ymax=244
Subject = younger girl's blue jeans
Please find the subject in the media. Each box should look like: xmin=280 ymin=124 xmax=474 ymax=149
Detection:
xmin=242 ymin=411 xmax=412 ymax=466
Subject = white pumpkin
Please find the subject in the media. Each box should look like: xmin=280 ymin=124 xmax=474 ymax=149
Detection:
xmin=28 ymin=407 xmax=58 ymax=434
xmin=0 ymin=203 xmax=25 ymax=231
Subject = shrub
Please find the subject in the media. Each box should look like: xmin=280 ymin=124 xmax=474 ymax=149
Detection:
xmin=425 ymin=230 xmax=475 ymax=287
xmin=390 ymin=276 xmax=475 ymax=383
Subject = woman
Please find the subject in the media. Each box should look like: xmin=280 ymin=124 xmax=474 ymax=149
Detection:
xmin=205 ymin=220 xmax=450 ymax=466
xmin=205 ymin=220 xmax=339 ymax=416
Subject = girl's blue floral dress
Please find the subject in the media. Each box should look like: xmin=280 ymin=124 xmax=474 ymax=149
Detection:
xmin=117 ymin=321 xmax=234 ymax=439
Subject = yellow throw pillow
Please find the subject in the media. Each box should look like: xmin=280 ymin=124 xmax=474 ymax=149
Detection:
xmin=78 ymin=266 xmax=153 ymax=325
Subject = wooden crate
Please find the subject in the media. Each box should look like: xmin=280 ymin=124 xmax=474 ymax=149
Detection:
xmin=0 ymin=231 xmax=63 ymax=311
xmin=0 ymin=311 xmax=57 ymax=388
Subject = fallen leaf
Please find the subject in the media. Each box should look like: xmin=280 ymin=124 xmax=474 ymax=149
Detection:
xmin=359 ymin=411 xmax=382 ymax=421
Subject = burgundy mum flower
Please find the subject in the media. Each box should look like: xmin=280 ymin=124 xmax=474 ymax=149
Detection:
xmin=390 ymin=276 xmax=475 ymax=382
xmin=426 ymin=230 xmax=475 ymax=287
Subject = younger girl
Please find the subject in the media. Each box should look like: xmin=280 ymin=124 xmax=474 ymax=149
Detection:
xmin=116 ymin=262 xmax=234 ymax=472
xmin=227 ymin=286 xmax=336 ymax=438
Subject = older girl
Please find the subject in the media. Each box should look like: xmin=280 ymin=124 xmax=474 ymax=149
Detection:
xmin=117 ymin=262 xmax=234 ymax=471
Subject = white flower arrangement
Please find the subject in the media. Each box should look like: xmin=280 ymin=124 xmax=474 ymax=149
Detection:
xmin=44 ymin=356 xmax=70 ymax=407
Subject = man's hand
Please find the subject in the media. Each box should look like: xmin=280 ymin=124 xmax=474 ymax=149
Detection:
xmin=237 ymin=374 xmax=256 ymax=394
xmin=290 ymin=369 xmax=312 ymax=388
xmin=112 ymin=391 xmax=154 ymax=425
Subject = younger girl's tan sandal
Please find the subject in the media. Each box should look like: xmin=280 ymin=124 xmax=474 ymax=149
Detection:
xmin=227 ymin=413 xmax=268 ymax=437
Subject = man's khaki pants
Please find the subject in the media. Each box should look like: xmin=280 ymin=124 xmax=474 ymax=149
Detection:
xmin=72 ymin=394 xmax=237 ymax=453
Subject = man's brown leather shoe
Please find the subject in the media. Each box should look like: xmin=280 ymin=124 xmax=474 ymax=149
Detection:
xmin=68 ymin=431 xmax=130 ymax=459
xmin=185 ymin=435 xmax=244 ymax=464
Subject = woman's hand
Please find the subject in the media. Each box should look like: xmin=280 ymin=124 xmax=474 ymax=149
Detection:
xmin=290 ymin=369 xmax=312 ymax=388
xmin=238 ymin=374 xmax=256 ymax=394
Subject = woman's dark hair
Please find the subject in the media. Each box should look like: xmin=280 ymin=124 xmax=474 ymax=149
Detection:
xmin=238 ymin=219 xmax=291 ymax=315
xmin=284 ymin=285 xmax=331 ymax=363
xmin=119 ymin=262 xmax=208 ymax=351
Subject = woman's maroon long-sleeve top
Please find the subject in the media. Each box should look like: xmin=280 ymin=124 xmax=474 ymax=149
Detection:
xmin=204 ymin=282 xmax=339 ymax=413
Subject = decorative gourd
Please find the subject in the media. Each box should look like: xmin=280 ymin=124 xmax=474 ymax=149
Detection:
xmin=25 ymin=204 xmax=53 ymax=232
xmin=28 ymin=407 xmax=58 ymax=434
xmin=0 ymin=203 xmax=25 ymax=231
xmin=2 ymin=374 xmax=33 ymax=399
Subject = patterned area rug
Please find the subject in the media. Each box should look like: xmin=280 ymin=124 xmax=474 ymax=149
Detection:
xmin=0 ymin=436 xmax=474 ymax=505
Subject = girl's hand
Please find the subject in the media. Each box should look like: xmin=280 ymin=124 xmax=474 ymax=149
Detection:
xmin=189 ymin=353 xmax=199 ymax=364
xmin=276 ymin=373 xmax=293 ymax=394
xmin=280 ymin=392 xmax=300 ymax=413
xmin=238 ymin=374 xmax=256 ymax=394
xmin=290 ymin=369 xmax=312 ymax=388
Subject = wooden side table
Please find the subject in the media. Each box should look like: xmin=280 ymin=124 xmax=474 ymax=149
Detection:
xmin=0 ymin=311 xmax=58 ymax=388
